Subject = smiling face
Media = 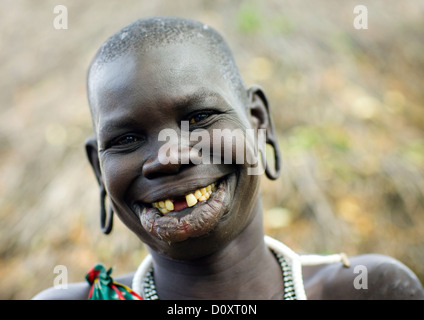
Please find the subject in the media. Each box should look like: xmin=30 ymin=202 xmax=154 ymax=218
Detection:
xmin=86 ymin=41 xmax=271 ymax=259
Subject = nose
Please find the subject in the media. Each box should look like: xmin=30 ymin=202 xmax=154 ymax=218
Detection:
xmin=142 ymin=144 xmax=201 ymax=180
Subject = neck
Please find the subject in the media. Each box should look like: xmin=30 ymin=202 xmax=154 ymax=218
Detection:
xmin=148 ymin=209 xmax=285 ymax=300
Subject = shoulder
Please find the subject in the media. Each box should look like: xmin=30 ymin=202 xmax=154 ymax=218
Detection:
xmin=32 ymin=281 xmax=91 ymax=300
xmin=32 ymin=272 xmax=135 ymax=300
xmin=304 ymin=254 xmax=424 ymax=300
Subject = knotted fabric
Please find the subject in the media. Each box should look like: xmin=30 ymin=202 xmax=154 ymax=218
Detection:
xmin=86 ymin=263 xmax=143 ymax=300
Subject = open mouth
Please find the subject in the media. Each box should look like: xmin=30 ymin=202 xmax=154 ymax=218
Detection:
xmin=133 ymin=174 xmax=234 ymax=243
xmin=151 ymin=182 xmax=217 ymax=215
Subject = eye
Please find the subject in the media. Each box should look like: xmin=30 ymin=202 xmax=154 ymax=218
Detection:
xmin=189 ymin=112 xmax=211 ymax=124
xmin=114 ymin=135 xmax=140 ymax=146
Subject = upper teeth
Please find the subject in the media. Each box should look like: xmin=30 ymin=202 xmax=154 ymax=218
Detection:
xmin=152 ymin=183 xmax=217 ymax=214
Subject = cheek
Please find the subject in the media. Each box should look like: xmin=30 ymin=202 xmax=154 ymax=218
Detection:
xmin=208 ymin=119 xmax=249 ymax=164
xmin=208 ymin=124 xmax=263 ymax=175
xmin=219 ymin=172 xmax=261 ymax=241
xmin=239 ymin=172 xmax=261 ymax=210
xmin=100 ymin=154 xmax=150 ymax=238
xmin=100 ymin=155 xmax=140 ymax=202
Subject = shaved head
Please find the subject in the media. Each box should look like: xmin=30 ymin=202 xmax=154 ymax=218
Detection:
xmin=87 ymin=16 xmax=247 ymax=121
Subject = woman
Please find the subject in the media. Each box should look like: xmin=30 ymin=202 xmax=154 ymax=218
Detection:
xmin=34 ymin=17 xmax=424 ymax=300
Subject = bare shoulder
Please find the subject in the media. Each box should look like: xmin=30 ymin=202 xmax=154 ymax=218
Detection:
xmin=32 ymin=281 xmax=91 ymax=300
xmin=303 ymin=254 xmax=424 ymax=300
xmin=32 ymin=272 xmax=135 ymax=300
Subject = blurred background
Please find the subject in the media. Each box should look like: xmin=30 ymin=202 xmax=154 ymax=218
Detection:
xmin=1 ymin=0 xmax=423 ymax=299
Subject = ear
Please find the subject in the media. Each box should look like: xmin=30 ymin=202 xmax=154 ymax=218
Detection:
xmin=247 ymin=85 xmax=277 ymax=142
xmin=85 ymin=137 xmax=103 ymax=186
xmin=247 ymin=85 xmax=282 ymax=180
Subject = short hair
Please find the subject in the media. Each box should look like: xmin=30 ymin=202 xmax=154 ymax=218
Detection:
xmin=87 ymin=17 xmax=247 ymax=111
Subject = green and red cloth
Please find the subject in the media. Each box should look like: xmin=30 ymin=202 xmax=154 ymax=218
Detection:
xmin=86 ymin=263 xmax=143 ymax=300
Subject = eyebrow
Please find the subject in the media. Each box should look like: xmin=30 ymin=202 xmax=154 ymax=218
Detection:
xmin=171 ymin=88 xmax=231 ymax=112
xmin=98 ymin=118 xmax=140 ymax=135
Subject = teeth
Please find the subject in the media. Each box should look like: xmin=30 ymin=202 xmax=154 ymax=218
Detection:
xmin=165 ymin=199 xmax=174 ymax=211
xmin=159 ymin=208 xmax=169 ymax=214
xmin=185 ymin=194 xmax=198 ymax=207
xmin=152 ymin=182 xmax=217 ymax=214
xmin=194 ymin=190 xmax=202 ymax=200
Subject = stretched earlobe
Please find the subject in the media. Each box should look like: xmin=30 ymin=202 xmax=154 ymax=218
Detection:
xmin=100 ymin=185 xmax=114 ymax=234
xmin=262 ymin=139 xmax=281 ymax=180
xmin=85 ymin=137 xmax=102 ymax=186
xmin=85 ymin=137 xmax=114 ymax=234
xmin=247 ymin=86 xmax=282 ymax=180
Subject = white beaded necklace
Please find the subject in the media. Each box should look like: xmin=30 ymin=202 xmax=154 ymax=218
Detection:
xmin=132 ymin=236 xmax=350 ymax=300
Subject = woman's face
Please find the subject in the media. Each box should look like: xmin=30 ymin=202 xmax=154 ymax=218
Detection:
xmin=87 ymin=42 xmax=266 ymax=259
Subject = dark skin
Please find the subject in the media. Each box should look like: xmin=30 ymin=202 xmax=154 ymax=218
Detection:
xmin=34 ymin=41 xmax=424 ymax=300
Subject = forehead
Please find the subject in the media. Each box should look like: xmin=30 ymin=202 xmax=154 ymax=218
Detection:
xmin=89 ymin=42 xmax=244 ymax=125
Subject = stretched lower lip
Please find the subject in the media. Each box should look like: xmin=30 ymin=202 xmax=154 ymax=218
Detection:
xmin=134 ymin=175 xmax=232 ymax=243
